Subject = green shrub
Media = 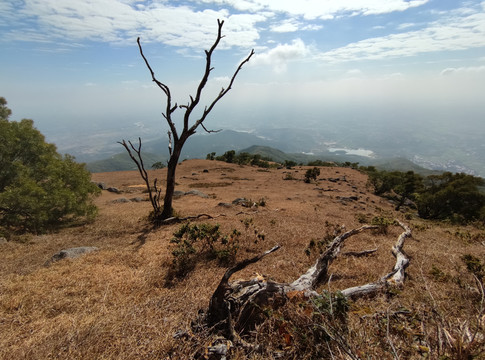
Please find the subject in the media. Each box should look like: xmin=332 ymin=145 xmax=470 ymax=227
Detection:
xmin=0 ymin=98 xmax=100 ymax=234
xmin=304 ymin=167 xmax=320 ymax=183
xmin=370 ymin=216 xmax=395 ymax=235
xmin=169 ymin=223 xmax=241 ymax=278
xmin=363 ymin=166 xmax=485 ymax=223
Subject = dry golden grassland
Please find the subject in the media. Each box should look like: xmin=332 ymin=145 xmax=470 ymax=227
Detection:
xmin=1 ymin=159 xmax=484 ymax=359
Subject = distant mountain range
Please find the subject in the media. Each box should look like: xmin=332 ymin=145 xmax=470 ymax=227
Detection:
xmin=86 ymin=130 xmax=437 ymax=174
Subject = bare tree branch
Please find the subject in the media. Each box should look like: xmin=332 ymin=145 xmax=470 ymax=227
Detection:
xmin=118 ymin=138 xmax=161 ymax=214
xmin=137 ymin=37 xmax=179 ymax=142
xmin=190 ymin=48 xmax=255 ymax=134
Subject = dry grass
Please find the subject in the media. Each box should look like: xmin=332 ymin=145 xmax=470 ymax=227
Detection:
xmin=1 ymin=159 xmax=484 ymax=359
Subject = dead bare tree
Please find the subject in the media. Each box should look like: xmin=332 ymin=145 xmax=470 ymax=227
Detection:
xmin=121 ymin=19 xmax=254 ymax=222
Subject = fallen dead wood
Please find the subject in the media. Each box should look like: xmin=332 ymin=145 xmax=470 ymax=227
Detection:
xmin=201 ymin=220 xmax=412 ymax=343
xmin=341 ymin=220 xmax=411 ymax=298
xmin=343 ymin=248 xmax=378 ymax=257
xmin=160 ymin=213 xmax=226 ymax=225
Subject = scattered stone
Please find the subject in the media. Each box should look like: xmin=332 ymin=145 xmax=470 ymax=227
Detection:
xmin=107 ymin=187 xmax=121 ymax=194
xmin=95 ymin=182 xmax=107 ymax=190
xmin=232 ymin=198 xmax=248 ymax=205
xmin=328 ymin=176 xmax=347 ymax=183
xmin=0 ymin=237 xmax=7 ymax=244
xmin=217 ymin=202 xmax=232 ymax=208
xmin=192 ymin=172 xmax=197 ymax=176
xmin=203 ymin=169 xmax=209 ymax=173
xmin=174 ymin=190 xmax=186 ymax=198
xmin=112 ymin=197 xmax=131 ymax=203
xmin=337 ymin=196 xmax=359 ymax=202
xmin=130 ymin=197 xmax=146 ymax=202
xmin=46 ymin=246 xmax=99 ymax=265
xmin=232 ymin=198 xmax=255 ymax=207
xmin=185 ymin=189 xmax=209 ymax=198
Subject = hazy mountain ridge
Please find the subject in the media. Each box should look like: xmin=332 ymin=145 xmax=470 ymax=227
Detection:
xmin=76 ymin=128 xmax=483 ymax=176
xmin=86 ymin=132 xmax=437 ymax=175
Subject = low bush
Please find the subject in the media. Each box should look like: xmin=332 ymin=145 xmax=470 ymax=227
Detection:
xmin=168 ymin=223 xmax=241 ymax=279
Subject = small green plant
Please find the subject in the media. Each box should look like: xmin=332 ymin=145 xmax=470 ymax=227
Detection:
xmin=284 ymin=160 xmax=297 ymax=169
xmin=151 ymin=161 xmax=166 ymax=169
xmin=169 ymin=223 xmax=241 ymax=279
xmin=258 ymin=197 xmax=266 ymax=207
xmin=430 ymin=264 xmax=451 ymax=282
xmin=370 ymin=216 xmax=395 ymax=235
xmin=240 ymin=217 xmax=266 ymax=244
xmin=314 ymin=291 xmax=349 ymax=319
xmin=461 ymin=254 xmax=484 ymax=280
xmin=304 ymin=167 xmax=321 ymax=183
xmin=355 ymin=213 xmax=369 ymax=224
xmin=241 ymin=217 xmax=253 ymax=229
xmin=284 ymin=172 xmax=296 ymax=180
xmin=305 ymin=223 xmax=343 ymax=255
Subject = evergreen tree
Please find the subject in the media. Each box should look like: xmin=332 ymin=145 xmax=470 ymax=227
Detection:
xmin=0 ymin=97 xmax=100 ymax=234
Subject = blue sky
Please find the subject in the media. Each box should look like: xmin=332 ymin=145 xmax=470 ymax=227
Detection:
xmin=1 ymin=0 xmax=485 ymax=158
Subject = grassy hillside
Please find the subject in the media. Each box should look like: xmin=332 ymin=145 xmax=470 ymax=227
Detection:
xmin=1 ymin=160 xmax=484 ymax=359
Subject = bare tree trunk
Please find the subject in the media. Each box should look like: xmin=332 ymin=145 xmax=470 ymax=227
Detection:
xmin=123 ymin=20 xmax=254 ymax=223
xmin=160 ymin=141 xmax=184 ymax=220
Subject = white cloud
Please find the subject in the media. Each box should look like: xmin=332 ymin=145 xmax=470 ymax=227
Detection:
xmin=317 ymin=4 xmax=485 ymax=63
xmin=440 ymin=65 xmax=485 ymax=76
xmin=2 ymin=0 xmax=433 ymax=50
xmin=270 ymin=19 xmax=300 ymax=33
xmin=251 ymin=38 xmax=310 ymax=73
xmin=270 ymin=19 xmax=323 ymax=33
xmin=397 ymin=22 xmax=417 ymax=30
xmin=2 ymin=0 xmax=266 ymax=49
xmin=198 ymin=0 xmax=430 ymax=20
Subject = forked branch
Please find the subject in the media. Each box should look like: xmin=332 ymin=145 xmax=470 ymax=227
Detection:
xmin=118 ymin=138 xmax=161 ymax=214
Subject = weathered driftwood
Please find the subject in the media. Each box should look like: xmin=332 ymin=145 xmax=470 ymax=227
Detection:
xmin=203 ymin=220 xmax=412 ymax=339
xmin=341 ymin=220 xmax=411 ymax=298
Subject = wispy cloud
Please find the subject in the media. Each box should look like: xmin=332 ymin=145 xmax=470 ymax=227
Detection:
xmin=200 ymin=0 xmax=431 ymax=20
xmin=317 ymin=3 xmax=485 ymax=63
xmin=441 ymin=65 xmax=485 ymax=76
xmin=270 ymin=19 xmax=323 ymax=33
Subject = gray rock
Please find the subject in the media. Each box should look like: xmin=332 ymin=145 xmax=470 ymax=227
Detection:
xmin=173 ymin=190 xmax=186 ymax=198
xmin=95 ymin=182 xmax=107 ymax=190
xmin=0 ymin=237 xmax=7 ymax=244
xmin=130 ymin=197 xmax=146 ymax=202
xmin=107 ymin=187 xmax=121 ymax=193
xmin=185 ymin=190 xmax=209 ymax=198
xmin=112 ymin=197 xmax=131 ymax=203
xmin=232 ymin=198 xmax=253 ymax=207
xmin=337 ymin=196 xmax=359 ymax=201
xmin=218 ymin=202 xmax=232 ymax=208
xmin=46 ymin=246 xmax=99 ymax=265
